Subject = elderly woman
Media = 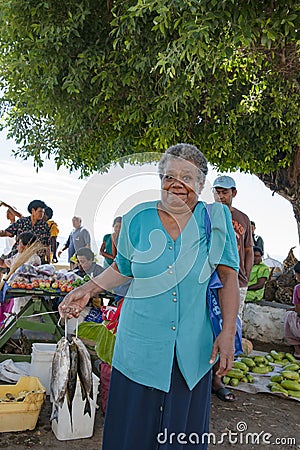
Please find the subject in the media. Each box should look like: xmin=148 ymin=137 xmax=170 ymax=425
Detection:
xmin=59 ymin=143 xmax=239 ymax=450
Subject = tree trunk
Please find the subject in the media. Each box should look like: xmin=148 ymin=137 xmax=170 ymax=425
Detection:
xmin=256 ymin=146 xmax=300 ymax=246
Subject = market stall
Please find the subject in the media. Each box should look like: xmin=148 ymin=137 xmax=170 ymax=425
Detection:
xmin=0 ymin=288 xmax=65 ymax=362
xmin=0 ymin=261 xmax=120 ymax=362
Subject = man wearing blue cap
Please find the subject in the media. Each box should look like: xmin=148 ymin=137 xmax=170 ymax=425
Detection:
xmin=212 ymin=175 xmax=253 ymax=314
xmin=212 ymin=175 xmax=253 ymax=401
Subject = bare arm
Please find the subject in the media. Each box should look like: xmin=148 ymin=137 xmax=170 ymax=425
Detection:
xmin=100 ymin=240 xmax=114 ymax=260
xmin=295 ymin=304 xmax=300 ymax=316
xmin=45 ymin=245 xmax=51 ymax=264
xmin=244 ymin=246 xmax=254 ymax=281
xmin=0 ymin=259 xmax=7 ymax=268
xmin=59 ymin=262 xmax=130 ymax=318
xmin=210 ymin=265 xmax=239 ymax=376
xmin=58 ymin=236 xmax=70 ymax=257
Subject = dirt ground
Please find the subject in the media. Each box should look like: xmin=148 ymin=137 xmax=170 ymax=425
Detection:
xmin=0 ymin=342 xmax=299 ymax=450
xmin=0 ymin=387 xmax=298 ymax=450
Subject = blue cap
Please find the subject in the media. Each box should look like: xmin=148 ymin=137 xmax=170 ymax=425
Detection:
xmin=213 ymin=175 xmax=236 ymax=189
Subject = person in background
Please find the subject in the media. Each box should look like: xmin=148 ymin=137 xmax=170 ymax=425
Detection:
xmin=0 ymin=200 xmax=50 ymax=263
xmin=246 ymin=246 xmax=270 ymax=302
xmin=212 ymin=175 xmax=253 ymax=402
xmin=59 ymin=143 xmax=239 ymax=450
xmin=0 ymin=207 xmax=21 ymax=259
xmin=251 ymin=221 xmax=264 ymax=255
xmin=100 ymin=217 xmax=122 ymax=268
xmin=44 ymin=207 xmax=59 ymax=263
xmin=0 ymin=201 xmax=22 ymax=220
xmin=0 ymin=231 xmax=41 ymax=270
xmin=58 ymin=216 xmax=91 ymax=269
xmin=73 ymin=247 xmax=104 ymax=278
xmin=213 ymin=176 xmax=253 ymax=317
xmin=284 ymin=261 xmax=300 ymax=359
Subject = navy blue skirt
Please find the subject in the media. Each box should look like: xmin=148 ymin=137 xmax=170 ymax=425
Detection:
xmin=102 ymin=358 xmax=211 ymax=450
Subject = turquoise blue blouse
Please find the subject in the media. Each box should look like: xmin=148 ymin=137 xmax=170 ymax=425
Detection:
xmin=114 ymin=200 xmax=239 ymax=392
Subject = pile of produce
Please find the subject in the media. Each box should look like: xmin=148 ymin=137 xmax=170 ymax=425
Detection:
xmin=7 ymin=263 xmax=91 ymax=294
xmin=223 ymin=361 xmax=254 ymax=387
xmin=223 ymin=349 xmax=300 ymax=400
xmin=266 ymin=351 xmax=300 ymax=398
xmin=264 ymin=350 xmax=298 ymax=366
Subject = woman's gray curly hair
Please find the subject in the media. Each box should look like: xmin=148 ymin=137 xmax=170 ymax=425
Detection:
xmin=158 ymin=143 xmax=208 ymax=182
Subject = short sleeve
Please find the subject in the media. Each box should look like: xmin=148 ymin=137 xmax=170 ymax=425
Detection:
xmin=260 ymin=265 xmax=270 ymax=279
xmin=83 ymin=229 xmax=91 ymax=246
xmin=115 ymin=214 xmax=133 ymax=277
xmin=51 ymin=222 xmax=59 ymax=237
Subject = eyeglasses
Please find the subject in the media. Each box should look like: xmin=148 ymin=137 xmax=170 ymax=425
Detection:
xmin=162 ymin=174 xmax=197 ymax=185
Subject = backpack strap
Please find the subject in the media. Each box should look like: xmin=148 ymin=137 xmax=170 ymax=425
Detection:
xmin=204 ymin=203 xmax=213 ymax=243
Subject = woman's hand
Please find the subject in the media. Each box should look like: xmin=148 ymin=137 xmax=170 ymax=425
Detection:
xmin=58 ymin=264 xmax=129 ymax=319
xmin=58 ymin=286 xmax=90 ymax=319
xmin=209 ymin=330 xmax=235 ymax=377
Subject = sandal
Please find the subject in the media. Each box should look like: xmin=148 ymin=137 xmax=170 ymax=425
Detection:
xmin=212 ymin=387 xmax=236 ymax=402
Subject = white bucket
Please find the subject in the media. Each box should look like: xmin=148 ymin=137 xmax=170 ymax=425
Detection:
xmin=29 ymin=343 xmax=57 ymax=395
xmin=51 ymin=373 xmax=99 ymax=440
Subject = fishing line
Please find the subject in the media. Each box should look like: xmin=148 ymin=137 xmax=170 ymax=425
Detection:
xmin=21 ymin=311 xmax=58 ymax=319
xmin=75 ymin=318 xmax=79 ymax=338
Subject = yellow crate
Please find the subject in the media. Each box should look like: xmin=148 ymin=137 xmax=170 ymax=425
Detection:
xmin=0 ymin=376 xmax=46 ymax=432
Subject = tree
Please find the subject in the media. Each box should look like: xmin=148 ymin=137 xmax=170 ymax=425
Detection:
xmin=0 ymin=1 xmax=300 ymax=238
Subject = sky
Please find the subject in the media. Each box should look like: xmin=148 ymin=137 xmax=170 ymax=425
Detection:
xmin=0 ymin=129 xmax=299 ymax=263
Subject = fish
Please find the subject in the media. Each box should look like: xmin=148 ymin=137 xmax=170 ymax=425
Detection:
xmin=66 ymin=339 xmax=78 ymax=431
xmin=72 ymin=336 xmax=93 ymax=417
xmin=50 ymin=336 xmax=70 ymax=423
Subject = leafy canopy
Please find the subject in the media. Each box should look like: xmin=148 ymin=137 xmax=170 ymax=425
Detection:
xmin=0 ymin=0 xmax=300 ymax=176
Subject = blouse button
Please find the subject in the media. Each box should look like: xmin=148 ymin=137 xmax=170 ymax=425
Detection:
xmin=168 ymin=265 xmax=172 ymax=269
xmin=172 ymin=292 xmax=176 ymax=296
xmin=171 ymin=326 xmax=176 ymax=331
xmin=173 ymin=298 xmax=177 ymax=302
xmin=169 ymin=246 xmax=173 ymax=250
